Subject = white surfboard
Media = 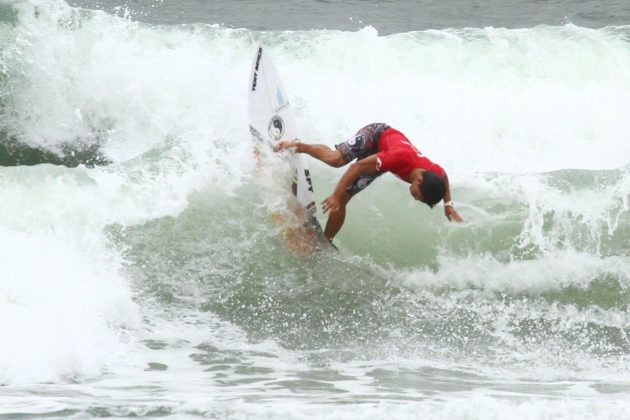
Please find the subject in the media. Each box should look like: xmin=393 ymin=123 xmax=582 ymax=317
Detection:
xmin=248 ymin=45 xmax=322 ymax=231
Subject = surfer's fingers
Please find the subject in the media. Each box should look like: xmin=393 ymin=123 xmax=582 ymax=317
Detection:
xmin=321 ymin=198 xmax=335 ymax=213
xmin=273 ymin=141 xmax=287 ymax=151
xmin=281 ymin=141 xmax=297 ymax=148
xmin=272 ymin=141 xmax=288 ymax=150
xmin=452 ymin=209 xmax=463 ymax=222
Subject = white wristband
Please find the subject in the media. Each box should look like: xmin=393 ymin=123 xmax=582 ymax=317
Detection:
xmin=444 ymin=200 xmax=454 ymax=207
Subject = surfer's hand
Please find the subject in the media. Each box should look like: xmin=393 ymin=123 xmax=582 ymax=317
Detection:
xmin=322 ymin=194 xmax=341 ymax=214
xmin=445 ymin=206 xmax=463 ymax=223
xmin=274 ymin=141 xmax=299 ymax=152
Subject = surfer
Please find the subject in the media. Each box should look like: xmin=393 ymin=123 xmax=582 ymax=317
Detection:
xmin=276 ymin=123 xmax=463 ymax=242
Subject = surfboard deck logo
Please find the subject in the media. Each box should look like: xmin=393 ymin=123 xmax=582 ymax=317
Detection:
xmin=268 ymin=115 xmax=284 ymax=140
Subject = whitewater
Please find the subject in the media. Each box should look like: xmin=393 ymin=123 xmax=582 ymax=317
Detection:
xmin=0 ymin=0 xmax=629 ymax=418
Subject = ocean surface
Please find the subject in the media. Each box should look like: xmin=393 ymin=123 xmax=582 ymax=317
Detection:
xmin=1 ymin=0 xmax=629 ymax=418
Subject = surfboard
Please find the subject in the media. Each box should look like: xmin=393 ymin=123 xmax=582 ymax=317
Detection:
xmin=247 ymin=45 xmax=326 ymax=252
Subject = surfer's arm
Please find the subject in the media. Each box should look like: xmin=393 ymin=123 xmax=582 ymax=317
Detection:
xmin=442 ymin=172 xmax=463 ymax=222
xmin=322 ymin=155 xmax=379 ymax=213
xmin=276 ymin=141 xmax=345 ymax=167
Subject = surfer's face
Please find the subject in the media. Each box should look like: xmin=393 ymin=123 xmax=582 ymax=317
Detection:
xmin=410 ymin=176 xmax=423 ymax=202
xmin=410 ymin=174 xmax=436 ymax=208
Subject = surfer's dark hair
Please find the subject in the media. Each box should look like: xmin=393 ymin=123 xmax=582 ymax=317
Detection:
xmin=420 ymin=171 xmax=446 ymax=208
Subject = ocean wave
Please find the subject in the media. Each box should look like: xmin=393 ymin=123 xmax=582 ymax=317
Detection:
xmin=0 ymin=0 xmax=629 ymax=387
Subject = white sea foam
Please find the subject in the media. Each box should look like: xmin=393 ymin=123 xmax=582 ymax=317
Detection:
xmin=399 ymin=250 xmax=630 ymax=292
xmin=0 ymin=226 xmax=139 ymax=384
xmin=189 ymin=398 xmax=630 ymax=420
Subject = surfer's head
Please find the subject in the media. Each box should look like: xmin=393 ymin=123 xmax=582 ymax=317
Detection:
xmin=411 ymin=170 xmax=445 ymax=208
xmin=421 ymin=171 xmax=446 ymax=207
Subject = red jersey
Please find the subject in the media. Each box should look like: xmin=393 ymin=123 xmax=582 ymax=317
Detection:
xmin=376 ymin=128 xmax=445 ymax=182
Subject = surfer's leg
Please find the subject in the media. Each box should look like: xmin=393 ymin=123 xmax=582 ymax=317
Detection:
xmin=324 ymin=172 xmax=384 ymax=241
xmin=324 ymin=191 xmax=352 ymax=241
